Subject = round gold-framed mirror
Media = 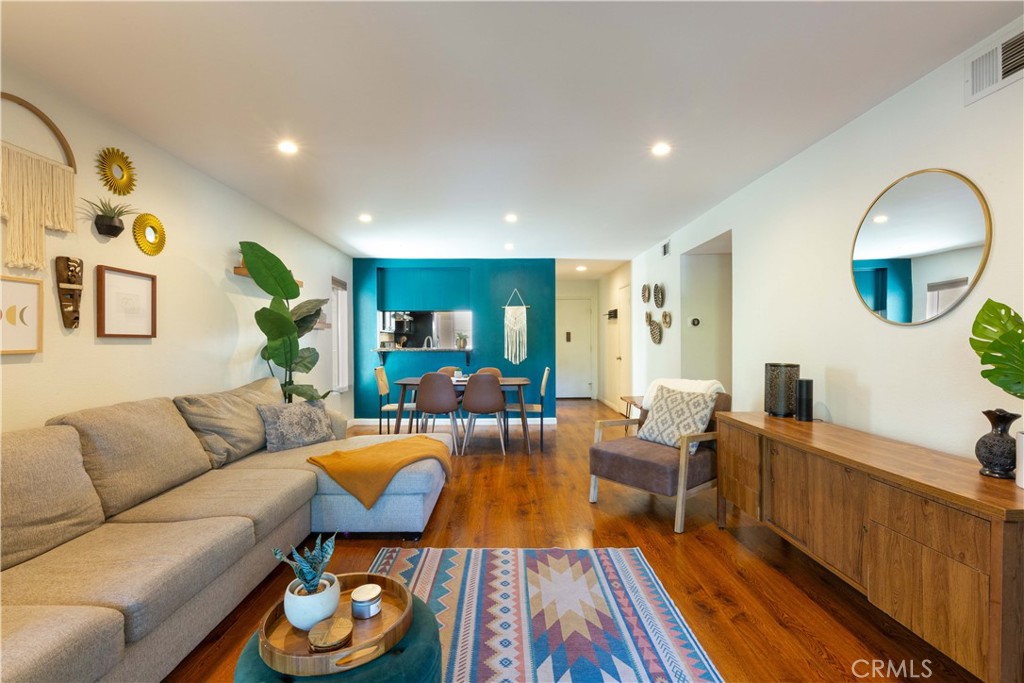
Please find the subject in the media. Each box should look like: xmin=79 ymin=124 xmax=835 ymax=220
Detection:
xmin=133 ymin=213 xmax=165 ymax=256
xmin=851 ymin=169 xmax=991 ymax=326
xmin=96 ymin=147 xmax=137 ymax=195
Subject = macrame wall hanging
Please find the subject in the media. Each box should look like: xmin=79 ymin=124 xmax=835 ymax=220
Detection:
xmin=1 ymin=92 xmax=78 ymax=270
xmin=503 ymin=288 xmax=529 ymax=365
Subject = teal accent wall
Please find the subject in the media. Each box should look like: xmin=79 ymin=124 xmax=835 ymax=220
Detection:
xmin=353 ymin=259 xmax=556 ymax=419
xmin=853 ymin=258 xmax=912 ymax=323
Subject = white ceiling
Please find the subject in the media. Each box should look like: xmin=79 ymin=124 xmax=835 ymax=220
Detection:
xmin=2 ymin=2 xmax=1020 ymax=269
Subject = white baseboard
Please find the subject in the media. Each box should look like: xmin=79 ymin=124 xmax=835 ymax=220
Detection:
xmin=598 ymin=397 xmax=628 ymax=414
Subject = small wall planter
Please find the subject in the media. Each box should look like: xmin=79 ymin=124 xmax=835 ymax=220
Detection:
xmin=94 ymin=215 xmax=125 ymax=237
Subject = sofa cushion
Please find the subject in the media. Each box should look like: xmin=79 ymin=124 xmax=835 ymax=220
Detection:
xmin=1 ymin=517 xmax=253 ymax=643
xmin=257 ymin=400 xmax=334 ymax=452
xmin=1 ymin=605 xmax=124 ymax=683
xmin=226 ymin=434 xmax=452 ymax=497
xmin=111 ymin=468 xmax=316 ymax=541
xmin=1 ymin=426 xmax=105 ymax=570
xmin=173 ymin=377 xmax=283 ymax=468
xmin=47 ymin=397 xmax=212 ymax=517
xmin=589 ymin=436 xmax=716 ymax=497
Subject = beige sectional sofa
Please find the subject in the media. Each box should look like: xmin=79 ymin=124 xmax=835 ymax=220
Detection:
xmin=0 ymin=379 xmax=450 ymax=682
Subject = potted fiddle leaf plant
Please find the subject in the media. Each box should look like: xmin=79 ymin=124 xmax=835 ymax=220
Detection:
xmin=82 ymin=197 xmax=138 ymax=237
xmin=274 ymin=533 xmax=339 ymax=630
xmin=969 ymin=298 xmax=1024 ymax=485
xmin=240 ymin=241 xmax=331 ymax=402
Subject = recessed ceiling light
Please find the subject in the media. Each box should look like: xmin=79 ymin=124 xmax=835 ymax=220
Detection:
xmin=651 ymin=141 xmax=672 ymax=157
xmin=504 ymin=213 xmax=518 ymax=224
xmin=358 ymin=213 xmax=373 ymax=223
xmin=576 ymin=265 xmax=588 ymax=272
xmin=504 ymin=242 xmax=515 ymax=251
xmin=872 ymin=215 xmax=888 ymax=224
xmin=277 ymin=139 xmax=299 ymax=155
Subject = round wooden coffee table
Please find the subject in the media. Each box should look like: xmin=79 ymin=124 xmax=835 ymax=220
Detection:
xmin=234 ymin=595 xmax=441 ymax=683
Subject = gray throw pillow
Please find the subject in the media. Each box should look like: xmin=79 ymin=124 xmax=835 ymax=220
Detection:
xmin=637 ymin=386 xmax=718 ymax=454
xmin=257 ymin=400 xmax=334 ymax=452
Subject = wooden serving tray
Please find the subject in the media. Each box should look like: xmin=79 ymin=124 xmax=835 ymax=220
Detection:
xmin=258 ymin=572 xmax=413 ymax=676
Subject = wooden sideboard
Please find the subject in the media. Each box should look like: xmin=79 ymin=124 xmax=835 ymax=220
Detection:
xmin=716 ymin=412 xmax=1024 ymax=683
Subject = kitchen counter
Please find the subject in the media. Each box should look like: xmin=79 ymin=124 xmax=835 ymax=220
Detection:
xmin=374 ymin=347 xmax=472 ymax=363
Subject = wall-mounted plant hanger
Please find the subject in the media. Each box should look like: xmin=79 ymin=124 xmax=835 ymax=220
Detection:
xmin=503 ymin=288 xmax=529 ymax=365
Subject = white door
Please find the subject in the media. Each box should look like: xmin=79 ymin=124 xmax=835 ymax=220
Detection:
xmin=556 ymin=299 xmax=593 ymax=398
xmin=616 ymin=284 xmax=632 ymax=408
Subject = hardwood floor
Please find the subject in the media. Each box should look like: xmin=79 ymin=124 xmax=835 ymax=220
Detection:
xmin=167 ymin=400 xmax=981 ymax=683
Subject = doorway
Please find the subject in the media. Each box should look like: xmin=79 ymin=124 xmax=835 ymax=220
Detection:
xmin=680 ymin=233 xmax=733 ymax=390
xmin=555 ymin=298 xmax=594 ymax=398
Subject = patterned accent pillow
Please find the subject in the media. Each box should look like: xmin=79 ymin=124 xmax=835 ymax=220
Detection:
xmin=637 ymin=386 xmax=718 ymax=454
xmin=257 ymin=400 xmax=334 ymax=453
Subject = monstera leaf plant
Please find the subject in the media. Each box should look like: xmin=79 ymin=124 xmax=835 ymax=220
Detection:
xmin=970 ymin=298 xmax=1024 ymax=400
xmin=240 ymin=241 xmax=330 ymax=402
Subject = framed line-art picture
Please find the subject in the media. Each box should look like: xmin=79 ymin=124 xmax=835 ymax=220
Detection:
xmin=97 ymin=265 xmax=156 ymax=338
xmin=1 ymin=276 xmax=43 ymax=354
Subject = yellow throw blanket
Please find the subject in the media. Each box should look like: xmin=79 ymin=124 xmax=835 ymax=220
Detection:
xmin=307 ymin=435 xmax=452 ymax=510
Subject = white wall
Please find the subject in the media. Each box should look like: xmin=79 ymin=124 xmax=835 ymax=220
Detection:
xmin=1 ymin=66 xmax=354 ymax=431
xmin=679 ymin=253 xmax=732 ymax=391
xmin=632 ymin=35 xmax=1023 ymax=457
xmin=597 ymin=263 xmax=632 ymax=410
xmin=555 ymin=279 xmax=599 ymax=399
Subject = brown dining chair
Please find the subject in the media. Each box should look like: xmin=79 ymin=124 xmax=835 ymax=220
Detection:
xmin=435 ymin=366 xmax=464 ymax=430
xmin=505 ymin=366 xmax=550 ymax=451
xmin=460 ymin=373 xmax=506 ymax=456
xmin=476 ymin=367 xmax=502 ymax=376
xmin=415 ymin=372 xmax=462 ymax=452
xmin=374 ymin=366 xmax=410 ymax=434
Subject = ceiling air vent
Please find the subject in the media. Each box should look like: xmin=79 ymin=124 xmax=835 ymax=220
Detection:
xmin=662 ymin=241 xmax=671 ymax=256
xmin=964 ymin=22 xmax=1024 ymax=106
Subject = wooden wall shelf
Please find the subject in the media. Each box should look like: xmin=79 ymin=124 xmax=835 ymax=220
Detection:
xmin=233 ymin=266 xmax=303 ymax=288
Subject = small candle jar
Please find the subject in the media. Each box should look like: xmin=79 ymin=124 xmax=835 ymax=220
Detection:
xmin=350 ymin=583 xmax=382 ymax=619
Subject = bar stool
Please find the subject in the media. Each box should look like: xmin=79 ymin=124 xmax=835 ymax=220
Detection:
xmin=374 ymin=366 xmax=409 ymax=434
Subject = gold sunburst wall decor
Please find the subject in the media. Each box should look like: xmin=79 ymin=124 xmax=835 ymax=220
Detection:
xmin=96 ymin=147 xmax=137 ymax=195
xmin=133 ymin=213 xmax=165 ymax=256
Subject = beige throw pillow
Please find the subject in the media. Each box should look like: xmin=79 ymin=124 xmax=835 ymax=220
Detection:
xmin=47 ymin=397 xmax=212 ymax=517
xmin=174 ymin=377 xmax=283 ymax=467
xmin=637 ymin=385 xmax=718 ymax=454
xmin=1 ymin=426 xmax=105 ymax=569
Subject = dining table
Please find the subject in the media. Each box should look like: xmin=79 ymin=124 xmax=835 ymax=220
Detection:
xmin=393 ymin=375 xmax=532 ymax=454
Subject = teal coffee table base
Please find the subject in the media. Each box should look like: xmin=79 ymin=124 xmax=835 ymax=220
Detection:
xmin=234 ymin=596 xmax=441 ymax=683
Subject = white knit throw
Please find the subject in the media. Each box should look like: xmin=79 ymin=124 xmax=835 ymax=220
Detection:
xmin=504 ymin=305 xmax=527 ymax=365
xmin=1 ymin=142 xmax=76 ymax=270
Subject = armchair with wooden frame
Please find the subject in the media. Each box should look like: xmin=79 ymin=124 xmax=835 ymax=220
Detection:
xmin=589 ymin=391 xmax=731 ymax=533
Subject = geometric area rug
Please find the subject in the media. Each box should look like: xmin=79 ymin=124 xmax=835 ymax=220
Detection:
xmin=369 ymin=547 xmax=723 ymax=683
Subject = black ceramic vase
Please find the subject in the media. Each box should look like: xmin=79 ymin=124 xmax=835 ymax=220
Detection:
xmin=975 ymin=409 xmax=1021 ymax=479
